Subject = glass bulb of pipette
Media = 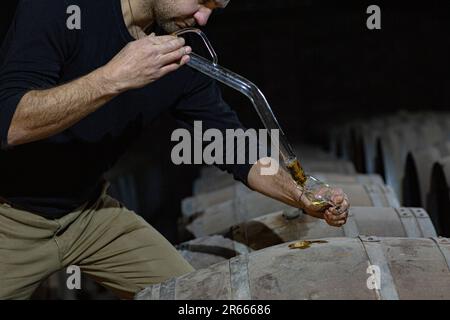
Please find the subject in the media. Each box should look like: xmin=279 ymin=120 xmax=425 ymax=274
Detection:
xmin=301 ymin=175 xmax=335 ymax=208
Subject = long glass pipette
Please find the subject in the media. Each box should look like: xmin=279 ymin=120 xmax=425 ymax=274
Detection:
xmin=173 ymin=28 xmax=334 ymax=207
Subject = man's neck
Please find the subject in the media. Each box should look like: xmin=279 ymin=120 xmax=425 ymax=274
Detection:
xmin=121 ymin=0 xmax=154 ymax=38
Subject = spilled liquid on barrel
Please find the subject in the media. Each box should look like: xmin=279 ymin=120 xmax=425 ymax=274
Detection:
xmin=289 ymin=240 xmax=329 ymax=250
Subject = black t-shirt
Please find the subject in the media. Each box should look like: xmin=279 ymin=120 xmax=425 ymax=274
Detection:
xmin=0 ymin=0 xmax=253 ymax=218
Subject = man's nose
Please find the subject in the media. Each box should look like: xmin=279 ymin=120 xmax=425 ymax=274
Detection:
xmin=194 ymin=6 xmax=212 ymax=26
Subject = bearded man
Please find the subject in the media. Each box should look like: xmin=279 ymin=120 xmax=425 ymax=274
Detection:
xmin=0 ymin=0 xmax=349 ymax=299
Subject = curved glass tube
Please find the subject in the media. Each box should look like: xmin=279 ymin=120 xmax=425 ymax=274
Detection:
xmin=173 ymin=28 xmax=335 ymax=207
xmin=187 ymin=53 xmax=297 ymax=166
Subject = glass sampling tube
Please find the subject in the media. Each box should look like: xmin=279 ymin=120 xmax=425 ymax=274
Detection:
xmin=174 ymin=29 xmax=335 ymax=207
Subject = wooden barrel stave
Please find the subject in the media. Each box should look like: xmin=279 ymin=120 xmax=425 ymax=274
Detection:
xmin=403 ymin=141 xmax=450 ymax=208
xmin=136 ymin=237 xmax=450 ymax=300
xmin=342 ymin=114 xmax=416 ymax=174
xmin=374 ymin=120 xmax=448 ymax=201
xmin=428 ymin=156 xmax=450 ymax=237
xmin=182 ymin=184 xmax=242 ymax=217
xmin=178 ymin=207 xmax=436 ymax=269
xmin=193 ymin=174 xmax=235 ymax=195
xmin=343 ymin=112 xmax=450 ymax=175
xmin=177 ymin=235 xmax=245 ymax=270
xmin=376 ymin=124 xmax=421 ymax=200
xmin=230 ymin=207 xmax=436 ymax=249
xmin=314 ymin=173 xmax=384 ymax=185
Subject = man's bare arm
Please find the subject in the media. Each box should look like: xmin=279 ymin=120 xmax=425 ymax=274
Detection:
xmin=6 ymin=35 xmax=191 ymax=147
xmin=247 ymin=158 xmax=350 ymax=227
xmin=7 ymin=70 xmax=118 ymax=146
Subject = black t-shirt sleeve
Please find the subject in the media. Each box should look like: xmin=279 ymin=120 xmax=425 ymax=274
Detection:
xmin=172 ymin=69 xmax=255 ymax=186
xmin=0 ymin=0 xmax=73 ymax=149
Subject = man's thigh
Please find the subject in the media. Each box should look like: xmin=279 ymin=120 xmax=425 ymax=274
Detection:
xmin=0 ymin=204 xmax=61 ymax=300
xmin=59 ymin=195 xmax=194 ymax=299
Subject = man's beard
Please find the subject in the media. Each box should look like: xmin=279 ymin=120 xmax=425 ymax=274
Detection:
xmin=156 ymin=20 xmax=179 ymax=33
xmin=156 ymin=17 xmax=196 ymax=34
xmin=153 ymin=1 xmax=177 ymax=33
xmin=154 ymin=3 xmax=196 ymax=34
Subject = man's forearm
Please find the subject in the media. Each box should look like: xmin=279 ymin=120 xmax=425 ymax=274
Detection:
xmin=5 ymin=35 xmax=190 ymax=147
xmin=247 ymin=158 xmax=350 ymax=225
xmin=247 ymin=159 xmax=304 ymax=209
xmin=7 ymin=67 xmax=118 ymax=147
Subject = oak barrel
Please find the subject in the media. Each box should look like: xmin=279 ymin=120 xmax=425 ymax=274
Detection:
xmin=335 ymin=112 xmax=417 ymax=173
xmin=375 ymin=120 xmax=447 ymax=200
xmin=338 ymin=112 xmax=450 ymax=175
xmin=229 ymin=206 xmax=436 ymax=250
xmin=136 ymin=237 xmax=450 ymax=300
xmin=178 ymin=207 xmax=436 ymax=269
xmin=428 ymin=156 xmax=450 ymax=237
xmin=403 ymin=140 xmax=450 ymax=208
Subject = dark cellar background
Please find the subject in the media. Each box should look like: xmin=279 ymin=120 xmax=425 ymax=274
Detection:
xmin=1 ymin=0 xmax=449 ymax=243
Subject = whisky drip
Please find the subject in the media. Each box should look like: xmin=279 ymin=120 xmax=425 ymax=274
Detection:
xmin=286 ymin=158 xmax=307 ymax=187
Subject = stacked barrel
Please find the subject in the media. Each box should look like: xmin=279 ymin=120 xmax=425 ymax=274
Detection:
xmin=137 ymin=142 xmax=450 ymax=300
xmin=330 ymin=111 xmax=450 ymax=237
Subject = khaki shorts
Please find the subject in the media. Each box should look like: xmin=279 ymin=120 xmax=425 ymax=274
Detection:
xmin=0 ymin=187 xmax=194 ymax=300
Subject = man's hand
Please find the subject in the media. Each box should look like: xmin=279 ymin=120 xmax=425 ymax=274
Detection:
xmin=7 ymin=34 xmax=191 ymax=147
xmin=100 ymin=35 xmax=192 ymax=93
xmin=300 ymin=187 xmax=350 ymax=227
xmin=248 ymin=158 xmax=350 ymax=228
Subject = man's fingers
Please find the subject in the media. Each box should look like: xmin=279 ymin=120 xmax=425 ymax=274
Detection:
xmin=340 ymin=199 xmax=350 ymax=211
xmin=326 ymin=206 xmax=336 ymax=215
xmin=325 ymin=210 xmax=348 ymax=222
xmin=332 ymin=195 xmax=344 ymax=204
xmin=155 ymin=37 xmax=186 ymax=54
xmin=327 ymin=202 xmax=347 ymax=215
xmin=329 ymin=220 xmax=346 ymax=227
xmin=178 ymin=55 xmax=191 ymax=66
xmin=158 ymin=56 xmax=190 ymax=76
xmin=325 ymin=211 xmax=347 ymax=227
xmin=330 ymin=199 xmax=350 ymax=215
xmin=160 ymin=46 xmax=192 ymax=65
xmin=331 ymin=188 xmax=345 ymax=204
xmin=325 ymin=215 xmax=346 ymax=227
xmin=146 ymin=35 xmax=180 ymax=45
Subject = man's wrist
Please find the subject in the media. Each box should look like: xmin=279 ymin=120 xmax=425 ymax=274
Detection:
xmin=292 ymin=184 xmax=306 ymax=210
xmin=90 ymin=66 xmax=123 ymax=96
xmin=283 ymin=174 xmax=305 ymax=209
